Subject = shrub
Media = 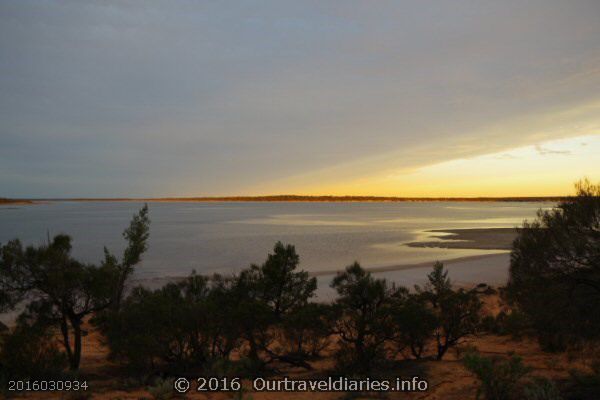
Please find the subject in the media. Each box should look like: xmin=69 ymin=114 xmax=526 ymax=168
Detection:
xmin=0 ymin=319 xmax=67 ymax=381
xmin=488 ymin=310 xmax=531 ymax=338
xmin=391 ymin=294 xmax=437 ymax=359
xmin=566 ymin=360 xmax=600 ymax=400
xmin=147 ymin=378 xmax=173 ymax=400
xmin=434 ymin=288 xmax=481 ymax=360
xmin=507 ymin=180 xmax=600 ymax=348
xmin=416 ymin=262 xmax=482 ymax=360
xmin=279 ymin=302 xmax=335 ymax=358
xmin=0 ymin=205 xmax=150 ymax=370
xmin=330 ymin=262 xmax=404 ymax=374
xmin=522 ymin=377 xmax=563 ymax=400
xmin=480 ymin=315 xmax=500 ymax=334
xmin=463 ymin=351 xmax=531 ymax=400
xmin=102 ymin=281 xmax=210 ymax=374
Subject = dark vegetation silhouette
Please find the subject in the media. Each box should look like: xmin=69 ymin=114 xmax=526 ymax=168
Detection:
xmin=463 ymin=351 xmax=565 ymax=400
xmin=414 ymin=262 xmax=482 ymax=360
xmin=330 ymin=262 xmax=403 ymax=374
xmin=507 ymin=179 xmax=600 ymax=351
xmin=0 ymin=205 xmax=149 ymax=370
xmin=0 ymin=179 xmax=598 ymax=399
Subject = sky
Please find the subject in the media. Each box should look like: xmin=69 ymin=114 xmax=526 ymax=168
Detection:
xmin=1 ymin=1 xmax=599 ymax=198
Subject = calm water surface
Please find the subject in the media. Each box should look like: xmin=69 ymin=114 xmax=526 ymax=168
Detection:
xmin=0 ymin=201 xmax=551 ymax=279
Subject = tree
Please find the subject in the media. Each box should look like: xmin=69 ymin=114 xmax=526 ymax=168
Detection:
xmin=507 ymin=179 xmax=600 ymax=349
xmin=415 ymin=261 xmax=452 ymax=308
xmin=434 ymin=288 xmax=482 ymax=360
xmin=330 ymin=262 xmax=405 ymax=373
xmin=102 ymin=279 xmax=214 ymax=374
xmin=279 ymin=302 xmax=336 ymax=358
xmin=0 ymin=205 xmax=150 ymax=370
xmin=417 ymin=262 xmax=482 ymax=360
xmin=0 ymin=314 xmax=67 ymax=381
xmin=391 ymin=294 xmax=437 ymax=359
xmin=252 ymin=241 xmax=317 ymax=318
xmin=101 ymin=204 xmax=150 ymax=311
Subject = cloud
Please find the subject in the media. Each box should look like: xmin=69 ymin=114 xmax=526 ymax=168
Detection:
xmin=534 ymin=145 xmax=572 ymax=156
xmin=0 ymin=1 xmax=599 ymax=196
xmin=494 ymin=153 xmax=518 ymax=160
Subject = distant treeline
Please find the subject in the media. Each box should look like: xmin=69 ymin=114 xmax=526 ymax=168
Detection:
xmin=34 ymin=195 xmax=567 ymax=202
xmin=0 ymin=198 xmax=32 ymax=205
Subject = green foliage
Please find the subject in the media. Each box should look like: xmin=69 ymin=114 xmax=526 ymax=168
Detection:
xmin=279 ymin=302 xmax=336 ymax=358
xmin=415 ymin=261 xmax=452 ymax=308
xmin=0 ymin=319 xmax=67 ymax=381
xmin=251 ymin=241 xmax=317 ymax=318
xmin=231 ymin=386 xmax=254 ymax=400
xmin=102 ymin=273 xmax=231 ymax=374
xmin=107 ymin=204 xmax=151 ymax=311
xmin=391 ymin=294 xmax=437 ymax=359
xmin=0 ymin=205 xmax=150 ymax=370
xmin=331 ymin=262 xmax=405 ymax=374
xmin=206 ymin=357 xmax=262 ymax=377
xmin=567 ymin=360 xmax=600 ymax=400
xmin=434 ymin=288 xmax=482 ymax=359
xmin=507 ymin=180 xmax=600 ymax=349
xmin=415 ymin=262 xmax=482 ymax=360
xmin=463 ymin=351 xmax=532 ymax=400
xmin=492 ymin=310 xmax=531 ymax=339
xmin=522 ymin=377 xmax=563 ymax=400
xmin=103 ymin=241 xmax=323 ymax=375
xmin=147 ymin=378 xmax=173 ymax=400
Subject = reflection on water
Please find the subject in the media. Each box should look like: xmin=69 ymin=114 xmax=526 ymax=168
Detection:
xmin=0 ymin=201 xmax=551 ymax=279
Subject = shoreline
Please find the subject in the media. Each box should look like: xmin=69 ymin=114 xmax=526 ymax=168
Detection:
xmin=310 ymin=252 xmax=508 ymax=277
xmin=9 ymin=196 xmax=562 ymax=203
xmin=132 ymin=252 xmax=509 ymax=283
xmin=406 ymin=228 xmax=518 ymax=250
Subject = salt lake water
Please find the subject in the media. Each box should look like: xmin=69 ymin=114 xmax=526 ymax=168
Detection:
xmin=0 ymin=201 xmax=551 ymax=282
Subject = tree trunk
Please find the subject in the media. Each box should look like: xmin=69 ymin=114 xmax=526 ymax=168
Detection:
xmin=69 ymin=318 xmax=83 ymax=370
xmin=436 ymin=341 xmax=448 ymax=360
xmin=60 ymin=316 xmax=73 ymax=364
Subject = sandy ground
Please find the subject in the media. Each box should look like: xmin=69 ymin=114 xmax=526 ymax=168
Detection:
xmin=406 ymin=228 xmax=517 ymax=250
xmin=314 ymin=253 xmax=510 ymax=301
xmin=312 ymin=227 xmax=516 ymax=299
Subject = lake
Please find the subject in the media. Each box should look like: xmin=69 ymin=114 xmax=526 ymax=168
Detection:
xmin=0 ymin=201 xmax=551 ymax=283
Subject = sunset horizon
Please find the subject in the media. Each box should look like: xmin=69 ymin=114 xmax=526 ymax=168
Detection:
xmin=1 ymin=2 xmax=600 ymax=399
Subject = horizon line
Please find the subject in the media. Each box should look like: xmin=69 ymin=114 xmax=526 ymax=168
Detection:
xmin=2 ymin=195 xmax=570 ymax=203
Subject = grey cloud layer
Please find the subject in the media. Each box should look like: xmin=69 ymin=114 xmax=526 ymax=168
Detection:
xmin=1 ymin=1 xmax=599 ymax=196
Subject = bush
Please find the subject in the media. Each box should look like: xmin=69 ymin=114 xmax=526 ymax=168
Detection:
xmin=147 ymin=378 xmax=173 ymax=400
xmin=102 ymin=242 xmax=320 ymax=375
xmin=486 ymin=310 xmax=531 ymax=338
xmin=0 ymin=205 xmax=150 ymax=370
xmin=330 ymin=262 xmax=404 ymax=374
xmin=566 ymin=360 xmax=600 ymax=400
xmin=463 ymin=351 xmax=531 ymax=400
xmin=0 ymin=320 xmax=67 ymax=381
xmin=391 ymin=294 xmax=437 ymax=359
xmin=507 ymin=180 xmax=600 ymax=348
xmin=522 ymin=377 xmax=563 ymax=400
xmin=206 ymin=357 xmax=264 ymax=377
xmin=279 ymin=302 xmax=335 ymax=358
xmin=102 ymin=280 xmax=213 ymax=375
xmin=416 ymin=262 xmax=482 ymax=360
